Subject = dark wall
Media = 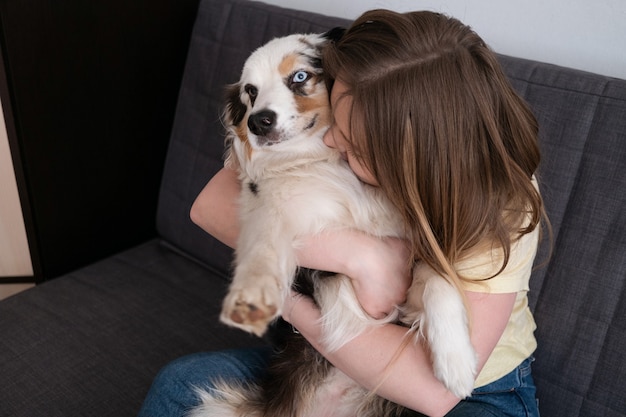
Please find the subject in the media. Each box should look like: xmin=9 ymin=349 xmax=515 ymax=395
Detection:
xmin=0 ymin=0 xmax=200 ymax=281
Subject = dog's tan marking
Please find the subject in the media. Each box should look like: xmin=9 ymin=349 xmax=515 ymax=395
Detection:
xmin=294 ymin=83 xmax=327 ymax=112
xmin=295 ymin=81 xmax=331 ymax=134
xmin=278 ymin=53 xmax=298 ymax=78
xmin=234 ymin=121 xmax=254 ymax=160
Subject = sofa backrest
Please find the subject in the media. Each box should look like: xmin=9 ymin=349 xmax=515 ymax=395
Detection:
xmin=499 ymin=56 xmax=626 ymax=416
xmin=157 ymin=0 xmax=626 ymax=415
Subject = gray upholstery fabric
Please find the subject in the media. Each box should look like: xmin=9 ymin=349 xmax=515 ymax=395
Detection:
xmin=0 ymin=240 xmax=263 ymax=417
xmin=0 ymin=0 xmax=624 ymax=416
xmin=501 ymin=60 xmax=626 ymax=416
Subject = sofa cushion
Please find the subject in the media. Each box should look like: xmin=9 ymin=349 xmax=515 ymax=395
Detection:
xmin=0 ymin=240 xmax=264 ymax=417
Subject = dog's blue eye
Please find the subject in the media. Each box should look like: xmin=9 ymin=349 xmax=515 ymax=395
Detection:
xmin=292 ymin=71 xmax=309 ymax=83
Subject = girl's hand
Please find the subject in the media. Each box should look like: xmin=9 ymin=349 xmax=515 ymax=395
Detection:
xmin=295 ymin=231 xmax=412 ymax=320
xmin=348 ymin=236 xmax=412 ymax=319
xmin=282 ymin=290 xmax=312 ymax=324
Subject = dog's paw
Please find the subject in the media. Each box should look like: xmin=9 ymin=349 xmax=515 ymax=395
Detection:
xmin=220 ymin=284 xmax=281 ymax=336
xmin=430 ymin=336 xmax=477 ymax=399
xmin=413 ymin=264 xmax=477 ymax=399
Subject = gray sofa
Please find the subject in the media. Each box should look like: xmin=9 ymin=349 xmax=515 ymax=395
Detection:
xmin=1 ymin=0 xmax=625 ymax=416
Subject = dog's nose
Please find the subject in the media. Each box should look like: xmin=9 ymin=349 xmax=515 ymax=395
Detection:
xmin=248 ymin=110 xmax=276 ymax=136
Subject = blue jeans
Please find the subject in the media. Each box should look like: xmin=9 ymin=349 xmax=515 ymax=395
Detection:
xmin=138 ymin=347 xmax=273 ymax=417
xmin=137 ymin=348 xmax=539 ymax=417
xmin=447 ymin=357 xmax=540 ymax=417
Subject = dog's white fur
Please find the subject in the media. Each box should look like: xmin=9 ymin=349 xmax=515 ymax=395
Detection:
xmin=190 ymin=33 xmax=477 ymax=416
xmin=192 ymin=369 xmax=370 ymax=417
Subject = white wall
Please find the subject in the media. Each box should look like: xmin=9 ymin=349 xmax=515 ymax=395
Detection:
xmin=259 ymin=0 xmax=626 ymax=80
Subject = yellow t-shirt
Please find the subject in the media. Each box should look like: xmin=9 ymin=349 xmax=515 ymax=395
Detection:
xmin=455 ymin=198 xmax=540 ymax=387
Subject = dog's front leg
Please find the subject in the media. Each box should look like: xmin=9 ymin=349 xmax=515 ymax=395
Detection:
xmin=403 ymin=263 xmax=477 ymax=399
xmin=220 ymin=212 xmax=297 ymax=337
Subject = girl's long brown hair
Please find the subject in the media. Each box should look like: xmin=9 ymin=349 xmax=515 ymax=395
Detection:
xmin=323 ymin=10 xmax=546 ymax=289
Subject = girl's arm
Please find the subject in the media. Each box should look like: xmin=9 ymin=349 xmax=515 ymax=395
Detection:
xmin=190 ymin=167 xmax=241 ymax=249
xmin=282 ymin=288 xmax=516 ymax=417
xmin=190 ymin=167 xmax=411 ymax=317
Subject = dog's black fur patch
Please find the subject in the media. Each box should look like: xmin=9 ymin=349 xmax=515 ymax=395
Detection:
xmin=323 ymin=26 xmax=346 ymax=43
xmin=248 ymin=181 xmax=259 ymax=196
xmin=225 ymin=83 xmax=247 ymax=126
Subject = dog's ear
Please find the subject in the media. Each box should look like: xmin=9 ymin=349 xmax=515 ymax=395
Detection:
xmin=224 ymin=82 xmax=247 ymax=127
xmin=323 ymin=27 xmax=345 ymax=43
xmin=320 ymin=28 xmax=345 ymax=92
xmin=223 ymin=83 xmax=247 ymax=170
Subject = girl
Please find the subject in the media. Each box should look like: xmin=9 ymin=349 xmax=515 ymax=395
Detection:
xmin=139 ymin=9 xmax=546 ymax=417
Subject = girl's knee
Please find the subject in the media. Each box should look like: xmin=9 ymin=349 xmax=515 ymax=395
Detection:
xmin=138 ymin=348 xmax=272 ymax=417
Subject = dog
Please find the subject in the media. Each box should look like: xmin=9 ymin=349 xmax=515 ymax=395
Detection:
xmin=188 ymin=31 xmax=477 ymax=417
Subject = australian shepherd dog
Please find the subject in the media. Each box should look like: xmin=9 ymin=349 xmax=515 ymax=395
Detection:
xmin=188 ymin=31 xmax=477 ymax=417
